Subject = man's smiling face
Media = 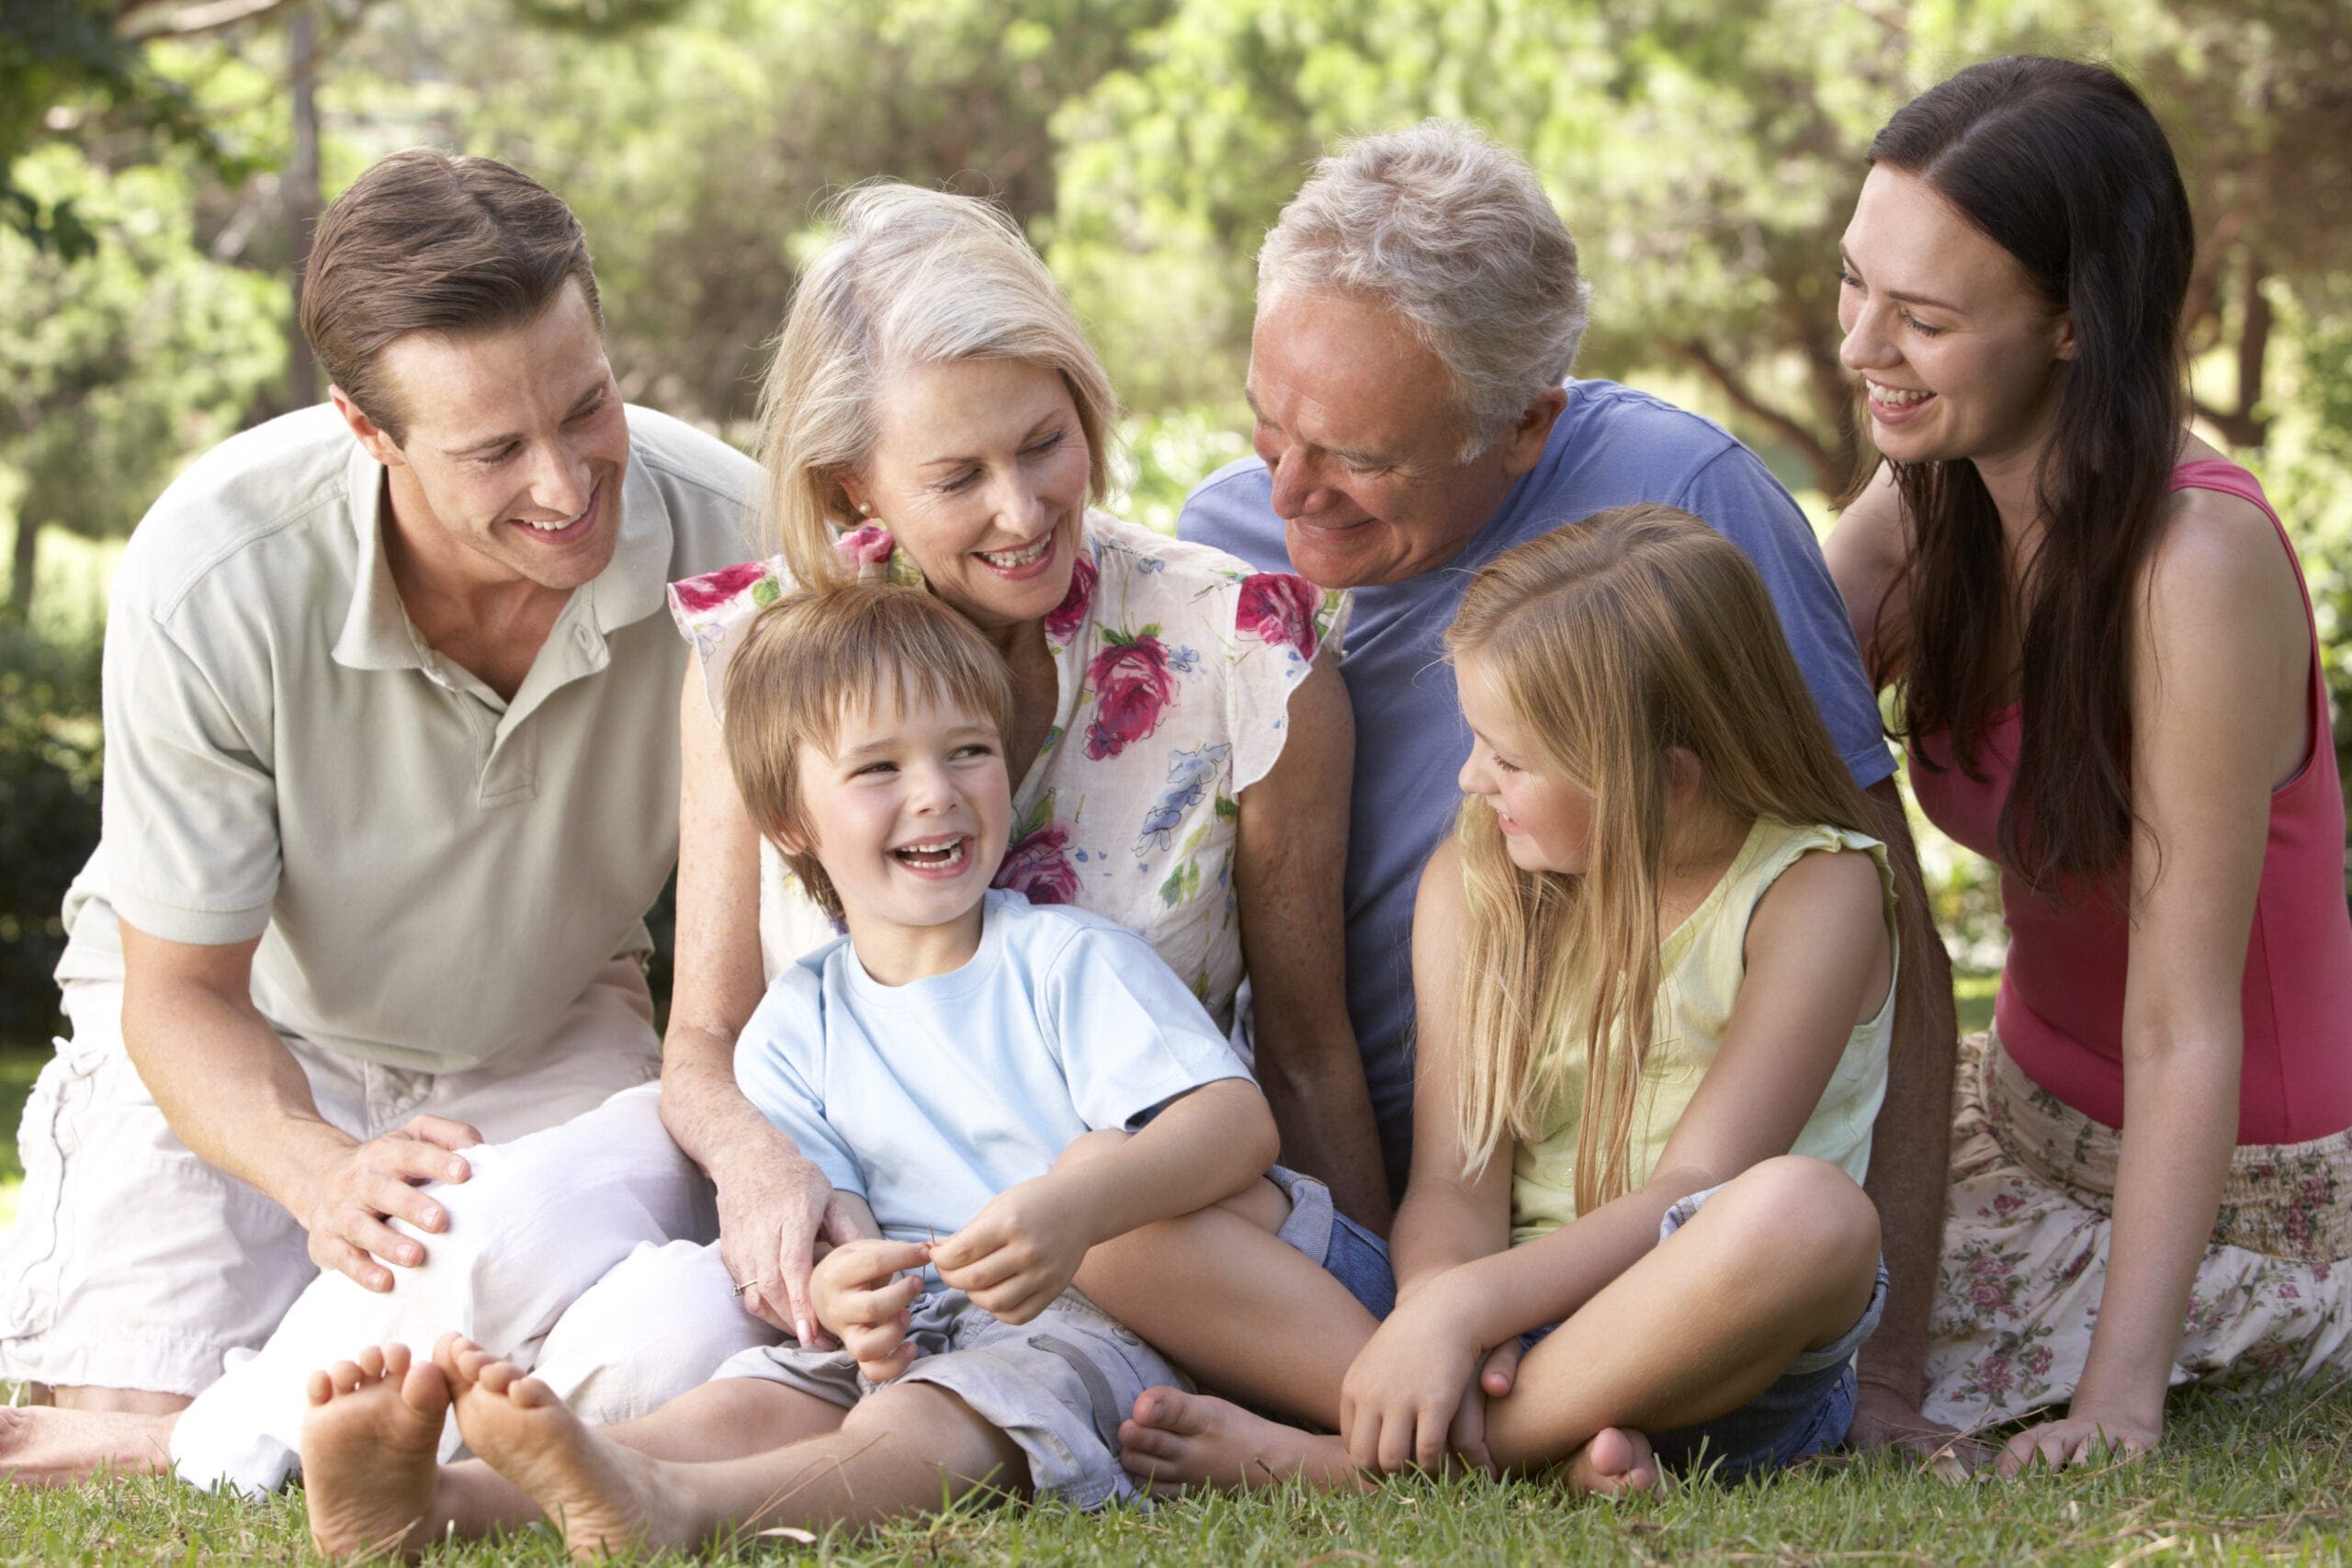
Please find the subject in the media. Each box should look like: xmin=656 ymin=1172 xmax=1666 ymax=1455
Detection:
xmin=1245 ymin=289 xmax=1525 ymax=590
xmin=351 ymin=278 xmax=630 ymax=595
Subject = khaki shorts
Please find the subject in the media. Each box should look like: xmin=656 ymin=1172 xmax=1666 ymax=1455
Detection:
xmin=711 ymin=1286 xmax=1180 ymax=1511
xmin=707 ymin=1167 xmax=1355 ymax=1510
xmin=0 ymin=958 xmax=663 ymax=1397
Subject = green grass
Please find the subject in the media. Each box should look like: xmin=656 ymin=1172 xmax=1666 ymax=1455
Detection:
xmin=3 ymin=1382 xmax=2349 ymax=1563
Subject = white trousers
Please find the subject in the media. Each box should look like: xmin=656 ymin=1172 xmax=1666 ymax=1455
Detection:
xmin=2 ymin=960 xmax=662 ymax=1396
xmin=166 ymin=1082 xmax=777 ymax=1495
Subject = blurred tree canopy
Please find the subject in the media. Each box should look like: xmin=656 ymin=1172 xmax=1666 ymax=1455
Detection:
xmin=0 ymin=0 xmax=2347 ymax=1030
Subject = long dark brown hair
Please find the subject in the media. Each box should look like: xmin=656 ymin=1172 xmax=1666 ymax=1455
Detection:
xmin=1859 ymin=57 xmax=2194 ymax=893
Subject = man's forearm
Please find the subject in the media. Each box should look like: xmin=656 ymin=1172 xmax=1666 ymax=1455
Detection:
xmin=123 ymin=976 xmax=350 ymax=1215
xmin=1858 ymin=775 xmax=1960 ymax=1404
xmin=1258 ymin=1042 xmax=1393 ymax=1233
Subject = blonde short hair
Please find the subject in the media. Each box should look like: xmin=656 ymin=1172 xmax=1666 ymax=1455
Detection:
xmin=1260 ymin=119 xmax=1590 ymax=458
xmin=723 ymin=582 xmax=1015 ymax=922
xmin=753 ymin=183 xmax=1120 ymax=590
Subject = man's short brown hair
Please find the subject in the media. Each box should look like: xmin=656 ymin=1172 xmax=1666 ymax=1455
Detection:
xmin=300 ymin=149 xmax=601 ymax=444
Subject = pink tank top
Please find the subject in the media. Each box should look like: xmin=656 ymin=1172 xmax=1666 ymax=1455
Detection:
xmin=1908 ymin=460 xmax=2352 ymax=1145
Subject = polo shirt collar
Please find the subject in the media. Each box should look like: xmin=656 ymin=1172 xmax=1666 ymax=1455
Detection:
xmin=580 ymin=433 xmax=674 ymax=639
xmin=332 ymin=440 xmax=418 ymax=671
xmin=331 ymin=423 xmax=678 ymax=673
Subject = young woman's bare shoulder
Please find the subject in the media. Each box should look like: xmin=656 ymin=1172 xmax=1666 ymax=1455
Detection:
xmin=1824 ymin=466 xmax=1911 ymax=682
xmin=2141 ymin=482 xmax=2303 ymax=654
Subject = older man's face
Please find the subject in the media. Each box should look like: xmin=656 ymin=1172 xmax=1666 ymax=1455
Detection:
xmin=1246 ymin=290 xmax=1524 ymax=589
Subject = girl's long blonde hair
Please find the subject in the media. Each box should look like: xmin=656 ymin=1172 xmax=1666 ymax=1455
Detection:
xmin=1445 ymin=504 xmax=1875 ymax=1213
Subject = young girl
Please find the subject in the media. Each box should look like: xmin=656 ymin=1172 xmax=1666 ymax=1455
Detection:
xmin=1122 ymin=503 xmax=1897 ymax=1490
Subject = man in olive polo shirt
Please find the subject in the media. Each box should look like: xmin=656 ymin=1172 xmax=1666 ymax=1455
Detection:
xmin=0 ymin=150 xmax=755 ymax=1436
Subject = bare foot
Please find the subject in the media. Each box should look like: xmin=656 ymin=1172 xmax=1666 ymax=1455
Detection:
xmin=299 ymin=1344 xmax=451 ymax=1562
xmin=1118 ymin=1386 xmax=1363 ymax=1494
xmin=0 ymin=1404 xmax=174 ymax=1486
xmin=1564 ymin=1426 xmax=1660 ymax=1495
xmin=435 ymin=1334 xmax=685 ymax=1560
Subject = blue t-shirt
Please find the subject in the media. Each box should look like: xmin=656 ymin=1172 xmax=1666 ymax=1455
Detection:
xmin=1181 ymin=378 xmax=1892 ymax=1191
xmin=734 ymin=889 xmax=1254 ymax=1262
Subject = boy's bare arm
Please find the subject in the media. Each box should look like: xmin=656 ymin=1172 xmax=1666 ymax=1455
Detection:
xmin=930 ymin=1078 xmax=1278 ymax=1323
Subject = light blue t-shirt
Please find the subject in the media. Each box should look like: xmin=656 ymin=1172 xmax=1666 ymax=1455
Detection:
xmin=734 ymin=888 xmax=1254 ymax=1257
xmin=1181 ymin=378 xmax=1893 ymax=1192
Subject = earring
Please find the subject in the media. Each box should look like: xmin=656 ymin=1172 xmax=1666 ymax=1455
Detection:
xmin=855 ymin=502 xmax=873 ymax=518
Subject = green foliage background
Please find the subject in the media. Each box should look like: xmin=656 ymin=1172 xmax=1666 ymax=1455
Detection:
xmin=3 ymin=0 xmax=2348 ymax=1041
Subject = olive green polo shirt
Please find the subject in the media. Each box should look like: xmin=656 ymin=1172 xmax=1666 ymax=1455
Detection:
xmin=58 ymin=404 xmax=759 ymax=1073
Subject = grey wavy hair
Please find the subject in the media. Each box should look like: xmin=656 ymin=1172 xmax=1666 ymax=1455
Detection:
xmin=1259 ymin=119 xmax=1591 ymax=459
xmin=754 ymin=182 xmax=1119 ymax=589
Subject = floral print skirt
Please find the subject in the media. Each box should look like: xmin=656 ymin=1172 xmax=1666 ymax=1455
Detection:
xmin=1922 ymin=1031 xmax=2352 ymax=1428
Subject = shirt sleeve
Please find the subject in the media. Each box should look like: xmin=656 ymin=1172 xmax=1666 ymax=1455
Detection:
xmin=1224 ymin=572 xmax=1353 ymax=795
xmin=1673 ymin=449 xmax=1894 ymax=788
xmin=1038 ymin=923 xmax=1255 ymax=1131
xmin=731 ymin=970 xmax=867 ymax=1201
xmin=99 ymin=604 xmax=280 ymax=945
xmin=664 ymin=556 xmax=788 ymax=726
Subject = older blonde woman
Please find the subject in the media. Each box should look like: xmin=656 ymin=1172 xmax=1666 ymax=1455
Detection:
xmin=660 ymin=183 xmax=1387 ymax=1353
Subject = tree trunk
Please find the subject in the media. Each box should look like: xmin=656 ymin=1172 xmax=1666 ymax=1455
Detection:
xmin=286 ymin=2 xmax=322 ymax=408
xmin=2193 ymin=249 xmax=2274 ymax=450
xmin=1672 ymin=338 xmax=1840 ymax=494
xmin=8 ymin=515 xmax=38 ymax=622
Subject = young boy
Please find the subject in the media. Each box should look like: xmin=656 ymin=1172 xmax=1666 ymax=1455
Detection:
xmin=296 ymin=583 xmax=1283 ymax=1559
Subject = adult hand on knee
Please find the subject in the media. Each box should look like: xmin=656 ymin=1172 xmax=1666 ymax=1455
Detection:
xmin=297 ymin=1114 xmax=482 ymax=1292
xmin=715 ymin=1140 xmax=863 ymax=1347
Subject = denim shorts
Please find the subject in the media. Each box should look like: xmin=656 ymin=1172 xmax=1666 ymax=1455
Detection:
xmin=1520 ymin=1180 xmax=1888 ymax=1481
xmin=1265 ymin=1165 xmax=1396 ymax=1319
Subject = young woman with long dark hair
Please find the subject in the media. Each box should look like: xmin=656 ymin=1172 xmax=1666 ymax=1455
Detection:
xmin=1827 ymin=55 xmax=2352 ymax=1473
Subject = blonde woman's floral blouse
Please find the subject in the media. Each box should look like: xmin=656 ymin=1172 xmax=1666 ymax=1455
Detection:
xmin=667 ymin=513 xmax=1350 ymax=1031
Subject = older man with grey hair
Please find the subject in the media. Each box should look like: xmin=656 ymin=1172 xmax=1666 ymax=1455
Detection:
xmin=1179 ymin=118 xmax=1961 ymax=1459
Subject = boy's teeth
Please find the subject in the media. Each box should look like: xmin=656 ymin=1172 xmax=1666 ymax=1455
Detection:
xmin=894 ymin=837 xmax=967 ymax=866
xmin=524 ymin=511 xmax=582 ymax=531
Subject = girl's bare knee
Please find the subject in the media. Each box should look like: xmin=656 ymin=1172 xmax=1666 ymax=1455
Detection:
xmin=1692 ymin=1158 xmax=1880 ymax=1291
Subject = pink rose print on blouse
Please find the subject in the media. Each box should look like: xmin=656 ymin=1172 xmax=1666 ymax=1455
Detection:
xmin=833 ymin=523 xmax=895 ymax=582
xmin=1084 ymin=627 xmax=1178 ymax=760
xmin=1237 ymin=572 xmax=1323 ymax=660
xmin=1046 ymin=549 xmax=1100 ymax=644
xmin=670 ymin=559 xmax=772 ymax=615
xmin=994 ymin=822 xmax=1080 ymax=906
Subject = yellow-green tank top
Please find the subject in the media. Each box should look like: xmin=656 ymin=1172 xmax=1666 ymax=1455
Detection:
xmin=1509 ymin=818 xmax=1898 ymax=1247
